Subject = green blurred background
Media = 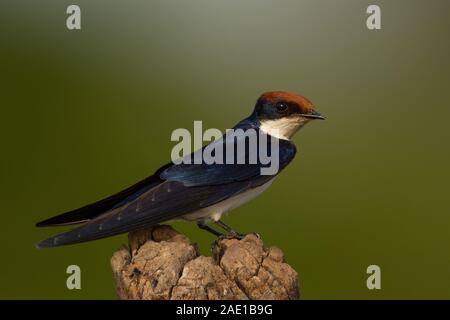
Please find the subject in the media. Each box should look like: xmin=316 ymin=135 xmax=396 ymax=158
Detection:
xmin=0 ymin=0 xmax=449 ymax=299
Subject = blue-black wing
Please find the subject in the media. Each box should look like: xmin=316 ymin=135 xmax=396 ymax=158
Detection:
xmin=36 ymin=134 xmax=296 ymax=248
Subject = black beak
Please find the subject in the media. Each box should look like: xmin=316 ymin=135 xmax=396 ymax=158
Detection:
xmin=302 ymin=110 xmax=325 ymax=120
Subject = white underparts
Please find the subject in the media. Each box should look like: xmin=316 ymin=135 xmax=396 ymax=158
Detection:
xmin=181 ymin=179 xmax=274 ymax=222
xmin=259 ymin=116 xmax=310 ymax=140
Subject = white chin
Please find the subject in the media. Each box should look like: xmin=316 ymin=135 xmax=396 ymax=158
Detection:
xmin=259 ymin=117 xmax=309 ymax=140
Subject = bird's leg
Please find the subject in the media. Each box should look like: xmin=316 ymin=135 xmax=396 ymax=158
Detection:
xmin=214 ymin=220 xmax=245 ymax=239
xmin=197 ymin=222 xmax=224 ymax=237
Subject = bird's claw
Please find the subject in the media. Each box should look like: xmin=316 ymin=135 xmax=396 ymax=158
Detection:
xmin=211 ymin=234 xmax=226 ymax=250
xmin=222 ymin=231 xmax=260 ymax=240
xmin=210 ymin=231 xmax=260 ymax=250
xmin=210 ymin=232 xmax=242 ymax=249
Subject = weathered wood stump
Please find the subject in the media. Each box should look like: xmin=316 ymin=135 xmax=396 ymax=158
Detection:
xmin=111 ymin=225 xmax=299 ymax=300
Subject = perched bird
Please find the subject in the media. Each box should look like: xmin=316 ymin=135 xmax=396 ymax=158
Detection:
xmin=36 ymin=91 xmax=324 ymax=248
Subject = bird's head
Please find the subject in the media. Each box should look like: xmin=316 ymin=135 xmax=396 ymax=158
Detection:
xmin=253 ymin=91 xmax=324 ymax=140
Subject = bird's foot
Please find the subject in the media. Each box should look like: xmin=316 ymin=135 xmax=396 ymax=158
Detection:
xmin=213 ymin=220 xmax=249 ymax=240
xmin=229 ymin=231 xmax=261 ymax=240
xmin=210 ymin=234 xmax=226 ymax=253
xmin=210 ymin=232 xmax=243 ymax=250
xmin=228 ymin=231 xmax=245 ymax=240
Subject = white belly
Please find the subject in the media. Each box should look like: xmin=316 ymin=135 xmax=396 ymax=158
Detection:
xmin=181 ymin=180 xmax=274 ymax=222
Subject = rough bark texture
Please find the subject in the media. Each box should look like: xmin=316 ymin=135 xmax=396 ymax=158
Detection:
xmin=111 ymin=225 xmax=299 ymax=300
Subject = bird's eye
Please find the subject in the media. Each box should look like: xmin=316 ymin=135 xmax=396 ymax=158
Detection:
xmin=275 ymin=102 xmax=288 ymax=113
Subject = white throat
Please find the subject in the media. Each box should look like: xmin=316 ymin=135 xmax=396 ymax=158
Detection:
xmin=259 ymin=117 xmax=309 ymax=140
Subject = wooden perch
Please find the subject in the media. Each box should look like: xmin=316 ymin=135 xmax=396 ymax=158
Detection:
xmin=111 ymin=225 xmax=299 ymax=300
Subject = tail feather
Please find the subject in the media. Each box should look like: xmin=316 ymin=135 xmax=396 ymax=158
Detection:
xmin=35 ymin=165 xmax=170 ymax=227
xmin=35 ymin=204 xmax=180 ymax=249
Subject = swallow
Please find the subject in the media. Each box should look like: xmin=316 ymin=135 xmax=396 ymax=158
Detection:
xmin=36 ymin=91 xmax=324 ymax=248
